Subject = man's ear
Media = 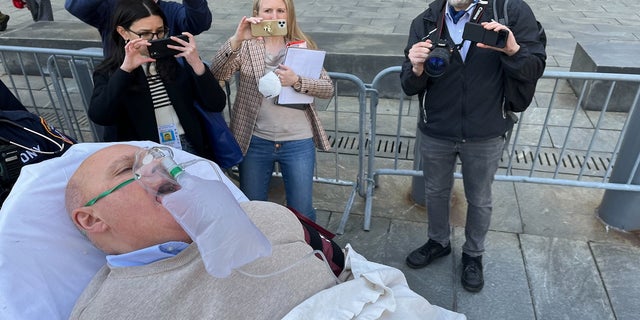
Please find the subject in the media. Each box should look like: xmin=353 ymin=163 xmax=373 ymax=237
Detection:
xmin=72 ymin=208 xmax=107 ymax=235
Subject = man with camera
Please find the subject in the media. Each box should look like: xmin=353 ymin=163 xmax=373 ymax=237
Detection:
xmin=400 ymin=0 xmax=545 ymax=292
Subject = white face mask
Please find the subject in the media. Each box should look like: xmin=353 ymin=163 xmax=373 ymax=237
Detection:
xmin=258 ymin=71 xmax=282 ymax=99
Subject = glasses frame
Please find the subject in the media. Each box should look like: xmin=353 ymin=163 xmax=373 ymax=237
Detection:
xmin=126 ymin=27 xmax=169 ymax=40
xmin=84 ymin=178 xmax=136 ymax=207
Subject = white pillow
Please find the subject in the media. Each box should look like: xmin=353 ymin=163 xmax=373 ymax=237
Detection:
xmin=0 ymin=141 xmax=247 ymax=320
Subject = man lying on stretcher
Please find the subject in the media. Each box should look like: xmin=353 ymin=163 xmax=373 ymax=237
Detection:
xmin=64 ymin=144 xmax=340 ymax=319
xmin=64 ymin=143 xmax=465 ymax=320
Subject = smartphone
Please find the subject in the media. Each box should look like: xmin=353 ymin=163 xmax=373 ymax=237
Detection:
xmin=250 ymin=19 xmax=287 ymax=37
xmin=148 ymin=34 xmax=189 ymax=59
xmin=462 ymin=22 xmax=508 ymax=48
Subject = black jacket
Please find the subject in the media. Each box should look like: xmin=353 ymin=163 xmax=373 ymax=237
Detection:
xmin=400 ymin=0 xmax=546 ymax=141
xmin=89 ymin=60 xmax=226 ymax=159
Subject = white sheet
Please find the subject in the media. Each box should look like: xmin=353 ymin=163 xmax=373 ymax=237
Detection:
xmin=282 ymin=244 xmax=467 ymax=320
xmin=0 ymin=141 xmax=246 ymax=320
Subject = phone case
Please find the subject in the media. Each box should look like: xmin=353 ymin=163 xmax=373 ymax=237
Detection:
xmin=251 ymin=19 xmax=287 ymax=37
xmin=462 ymin=22 xmax=507 ymax=48
xmin=148 ymin=35 xmax=189 ymax=59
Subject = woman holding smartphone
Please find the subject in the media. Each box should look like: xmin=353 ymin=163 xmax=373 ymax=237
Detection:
xmin=89 ymin=0 xmax=226 ymax=159
xmin=210 ymin=0 xmax=333 ymax=222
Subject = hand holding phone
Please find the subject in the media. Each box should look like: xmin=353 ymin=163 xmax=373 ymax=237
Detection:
xmin=250 ymin=19 xmax=287 ymax=37
xmin=148 ymin=35 xmax=189 ymax=59
xmin=462 ymin=22 xmax=508 ymax=48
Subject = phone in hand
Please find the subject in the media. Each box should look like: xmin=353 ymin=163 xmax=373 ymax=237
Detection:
xmin=250 ymin=19 xmax=287 ymax=37
xmin=462 ymin=22 xmax=508 ymax=48
xmin=148 ymin=34 xmax=189 ymax=59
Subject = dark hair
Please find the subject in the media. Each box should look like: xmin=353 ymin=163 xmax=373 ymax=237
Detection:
xmin=96 ymin=0 xmax=178 ymax=83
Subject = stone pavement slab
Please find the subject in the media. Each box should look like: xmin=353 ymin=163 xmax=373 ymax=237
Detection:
xmin=319 ymin=158 xmax=640 ymax=318
xmin=521 ymin=234 xmax=615 ymax=320
xmin=454 ymin=230 xmax=534 ymax=320
xmin=591 ymin=242 xmax=640 ymax=320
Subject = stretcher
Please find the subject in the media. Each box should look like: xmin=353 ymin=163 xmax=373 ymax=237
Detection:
xmin=0 ymin=142 xmax=465 ymax=320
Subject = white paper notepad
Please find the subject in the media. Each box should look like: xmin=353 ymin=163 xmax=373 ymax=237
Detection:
xmin=278 ymin=47 xmax=326 ymax=105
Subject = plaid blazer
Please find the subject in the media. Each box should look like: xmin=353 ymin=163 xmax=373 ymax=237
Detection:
xmin=210 ymin=38 xmax=333 ymax=154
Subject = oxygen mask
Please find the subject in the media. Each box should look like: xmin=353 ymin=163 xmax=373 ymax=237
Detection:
xmin=132 ymin=146 xmax=218 ymax=198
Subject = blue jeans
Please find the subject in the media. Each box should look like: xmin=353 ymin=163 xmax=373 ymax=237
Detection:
xmin=239 ymin=135 xmax=317 ymax=221
xmin=420 ymin=133 xmax=505 ymax=256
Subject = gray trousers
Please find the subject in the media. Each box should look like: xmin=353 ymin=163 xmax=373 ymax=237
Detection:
xmin=419 ymin=132 xmax=504 ymax=257
xmin=25 ymin=0 xmax=53 ymax=21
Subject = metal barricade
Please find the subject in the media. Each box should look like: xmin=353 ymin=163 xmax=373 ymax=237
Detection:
xmin=0 ymin=45 xmax=103 ymax=142
xmin=361 ymin=66 xmax=640 ymax=231
xmin=0 ymin=46 xmax=370 ymax=232
xmin=6 ymin=43 xmax=640 ymax=233
xmin=323 ymin=72 xmax=369 ymax=234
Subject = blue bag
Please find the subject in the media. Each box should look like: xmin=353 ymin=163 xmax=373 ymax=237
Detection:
xmin=193 ymin=103 xmax=243 ymax=169
xmin=176 ymin=57 xmax=242 ymax=168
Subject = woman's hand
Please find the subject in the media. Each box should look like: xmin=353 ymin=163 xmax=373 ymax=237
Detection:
xmin=229 ymin=16 xmax=263 ymax=50
xmin=167 ymin=32 xmax=206 ymax=75
xmin=274 ymin=64 xmax=298 ymax=87
xmin=120 ymin=38 xmax=154 ymax=73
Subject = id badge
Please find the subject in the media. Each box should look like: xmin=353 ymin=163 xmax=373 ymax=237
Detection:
xmin=158 ymin=124 xmax=183 ymax=150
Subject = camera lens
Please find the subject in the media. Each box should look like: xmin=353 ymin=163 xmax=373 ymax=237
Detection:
xmin=425 ymin=47 xmax=450 ymax=78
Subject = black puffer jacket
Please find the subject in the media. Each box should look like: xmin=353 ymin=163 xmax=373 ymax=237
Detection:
xmin=400 ymin=0 xmax=546 ymax=142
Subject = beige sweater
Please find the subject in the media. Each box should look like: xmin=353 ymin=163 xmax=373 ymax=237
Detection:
xmin=69 ymin=201 xmax=337 ymax=320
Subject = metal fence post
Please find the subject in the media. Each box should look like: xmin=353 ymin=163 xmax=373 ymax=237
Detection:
xmin=598 ymin=91 xmax=640 ymax=231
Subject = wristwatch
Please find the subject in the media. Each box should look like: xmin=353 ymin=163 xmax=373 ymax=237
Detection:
xmin=292 ymin=76 xmax=302 ymax=92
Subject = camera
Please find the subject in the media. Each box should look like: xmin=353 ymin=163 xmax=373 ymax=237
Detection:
xmin=422 ymin=34 xmax=453 ymax=78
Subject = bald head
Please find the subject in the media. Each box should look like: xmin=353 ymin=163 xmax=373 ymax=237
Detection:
xmin=66 ymin=144 xmax=140 ymax=215
xmin=65 ymin=144 xmax=190 ymax=254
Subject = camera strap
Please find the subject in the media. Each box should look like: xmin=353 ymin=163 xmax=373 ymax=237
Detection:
xmin=470 ymin=0 xmax=489 ymax=24
xmin=422 ymin=0 xmax=447 ymax=43
xmin=427 ymin=0 xmax=488 ymax=50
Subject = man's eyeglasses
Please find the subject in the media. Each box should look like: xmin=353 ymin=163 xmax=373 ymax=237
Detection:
xmin=127 ymin=27 xmax=169 ymax=40
xmin=85 ymin=178 xmax=136 ymax=207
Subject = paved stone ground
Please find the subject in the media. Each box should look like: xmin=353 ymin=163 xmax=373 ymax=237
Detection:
xmin=2 ymin=0 xmax=640 ymax=319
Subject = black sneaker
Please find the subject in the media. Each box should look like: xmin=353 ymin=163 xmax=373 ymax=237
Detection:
xmin=461 ymin=253 xmax=484 ymax=292
xmin=406 ymin=239 xmax=451 ymax=269
xmin=0 ymin=14 xmax=9 ymax=32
